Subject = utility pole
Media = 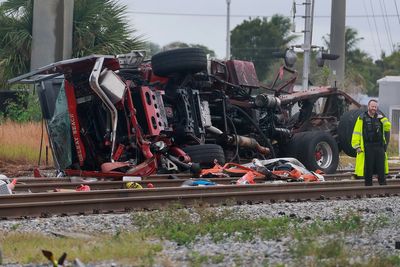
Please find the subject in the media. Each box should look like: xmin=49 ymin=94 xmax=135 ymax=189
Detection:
xmin=329 ymin=0 xmax=346 ymax=87
xmin=302 ymin=0 xmax=314 ymax=90
xmin=226 ymin=0 xmax=231 ymax=59
xmin=31 ymin=0 xmax=74 ymax=70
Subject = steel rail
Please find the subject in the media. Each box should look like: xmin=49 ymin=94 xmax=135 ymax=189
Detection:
xmin=12 ymin=173 xmax=191 ymax=183
xmin=12 ymin=174 xmax=400 ymax=192
xmin=10 ymin=176 xmax=357 ymax=192
xmin=10 ymin=173 xmax=354 ymax=187
xmin=3 ymin=180 xmax=400 ymax=204
xmin=11 ymin=169 xmax=400 ymax=184
xmin=1 ymin=184 xmax=400 ymax=218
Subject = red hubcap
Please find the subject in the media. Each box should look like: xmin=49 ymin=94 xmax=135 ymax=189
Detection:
xmin=315 ymin=151 xmax=322 ymax=161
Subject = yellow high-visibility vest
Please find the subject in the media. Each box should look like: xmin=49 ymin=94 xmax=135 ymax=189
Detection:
xmin=351 ymin=114 xmax=391 ymax=177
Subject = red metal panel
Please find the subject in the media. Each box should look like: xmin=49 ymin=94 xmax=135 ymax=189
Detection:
xmin=139 ymin=86 xmax=165 ymax=136
xmin=226 ymin=60 xmax=259 ymax=88
xmin=64 ymin=80 xmax=86 ymax=166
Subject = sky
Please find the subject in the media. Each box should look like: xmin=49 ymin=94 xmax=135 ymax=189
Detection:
xmin=123 ymin=0 xmax=400 ymax=60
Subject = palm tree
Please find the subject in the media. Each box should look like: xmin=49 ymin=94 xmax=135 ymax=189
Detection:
xmin=72 ymin=0 xmax=144 ymax=57
xmin=323 ymin=27 xmax=364 ymax=60
xmin=0 ymin=0 xmax=144 ymax=87
xmin=0 ymin=0 xmax=33 ymax=87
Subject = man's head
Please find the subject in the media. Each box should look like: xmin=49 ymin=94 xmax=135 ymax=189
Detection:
xmin=367 ymin=99 xmax=378 ymax=117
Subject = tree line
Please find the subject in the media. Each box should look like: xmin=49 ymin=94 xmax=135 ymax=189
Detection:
xmin=1 ymin=0 xmax=399 ymax=97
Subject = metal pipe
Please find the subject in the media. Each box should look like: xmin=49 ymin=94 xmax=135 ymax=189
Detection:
xmin=227 ymin=134 xmax=270 ymax=155
xmin=229 ymin=105 xmax=276 ymax=157
xmin=89 ymin=57 xmax=118 ymax=162
xmin=206 ymin=125 xmax=224 ymax=136
xmin=168 ymin=146 xmax=191 ymax=163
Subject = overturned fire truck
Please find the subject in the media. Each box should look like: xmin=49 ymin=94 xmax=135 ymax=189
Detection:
xmin=9 ymin=48 xmax=361 ymax=176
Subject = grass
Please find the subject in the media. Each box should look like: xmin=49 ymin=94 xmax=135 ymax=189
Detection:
xmin=2 ymin=207 xmax=399 ymax=266
xmin=289 ymin=213 xmax=398 ymax=267
xmin=0 ymin=120 xmax=52 ymax=165
xmin=387 ymin=137 xmax=399 ymax=158
xmin=134 ymin=207 xmax=400 ymax=267
xmin=291 ymin=212 xmax=364 ymax=241
xmin=132 ymin=204 xmax=294 ymax=245
xmin=0 ymin=231 xmax=162 ymax=265
xmin=290 ymin=238 xmax=400 ymax=267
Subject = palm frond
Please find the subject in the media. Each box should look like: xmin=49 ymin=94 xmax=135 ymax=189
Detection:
xmin=0 ymin=0 xmax=144 ymax=86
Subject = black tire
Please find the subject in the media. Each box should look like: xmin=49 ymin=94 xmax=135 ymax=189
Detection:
xmin=151 ymin=48 xmax=207 ymax=77
xmin=182 ymin=144 xmax=225 ymax=168
xmin=338 ymin=108 xmax=390 ymax=157
xmin=285 ymin=131 xmax=339 ymax=174
xmin=338 ymin=109 xmax=365 ymax=157
xmin=287 ymin=112 xmax=300 ymax=126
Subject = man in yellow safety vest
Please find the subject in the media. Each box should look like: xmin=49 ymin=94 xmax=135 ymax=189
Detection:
xmin=351 ymin=99 xmax=391 ymax=186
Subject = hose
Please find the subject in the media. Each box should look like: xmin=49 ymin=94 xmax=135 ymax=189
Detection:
xmin=229 ymin=105 xmax=276 ymax=158
xmin=227 ymin=116 xmax=240 ymax=162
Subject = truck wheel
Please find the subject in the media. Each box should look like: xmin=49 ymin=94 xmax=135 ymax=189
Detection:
xmin=182 ymin=144 xmax=225 ymax=168
xmin=338 ymin=109 xmax=365 ymax=157
xmin=151 ymin=48 xmax=207 ymax=77
xmin=286 ymin=131 xmax=339 ymax=174
xmin=301 ymin=131 xmax=339 ymax=174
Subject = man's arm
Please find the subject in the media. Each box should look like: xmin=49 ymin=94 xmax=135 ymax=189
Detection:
xmin=351 ymin=117 xmax=363 ymax=153
xmin=381 ymin=116 xmax=391 ymax=151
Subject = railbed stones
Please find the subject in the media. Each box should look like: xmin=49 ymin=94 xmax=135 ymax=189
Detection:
xmin=2 ymin=197 xmax=400 ymax=266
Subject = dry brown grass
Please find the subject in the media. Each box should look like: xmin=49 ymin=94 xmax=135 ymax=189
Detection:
xmin=0 ymin=120 xmax=52 ymax=165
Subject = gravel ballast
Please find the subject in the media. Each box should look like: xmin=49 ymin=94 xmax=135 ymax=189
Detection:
xmin=2 ymin=197 xmax=400 ymax=266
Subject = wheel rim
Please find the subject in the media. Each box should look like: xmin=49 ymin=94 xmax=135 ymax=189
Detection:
xmin=315 ymin=141 xmax=333 ymax=169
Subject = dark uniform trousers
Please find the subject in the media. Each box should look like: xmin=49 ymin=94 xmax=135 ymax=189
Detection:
xmin=364 ymin=143 xmax=386 ymax=186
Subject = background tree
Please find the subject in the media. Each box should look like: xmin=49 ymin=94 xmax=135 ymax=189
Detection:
xmin=72 ymin=0 xmax=144 ymax=57
xmin=162 ymin=41 xmax=216 ymax=57
xmin=230 ymin=15 xmax=297 ymax=81
xmin=0 ymin=0 xmax=144 ymax=87
xmin=376 ymin=49 xmax=400 ymax=76
xmin=0 ymin=0 xmax=33 ymax=88
xmin=144 ymin=41 xmax=161 ymax=57
xmin=324 ymin=27 xmax=382 ymax=96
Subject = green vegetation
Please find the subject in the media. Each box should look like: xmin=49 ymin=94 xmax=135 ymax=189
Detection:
xmin=292 ymin=213 xmax=363 ymax=240
xmin=187 ymin=252 xmax=225 ymax=267
xmin=161 ymin=41 xmax=216 ymax=57
xmin=0 ymin=91 xmax=41 ymax=122
xmin=231 ymin=19 xmax=400 ymax=95
xmin=230 ymin=15 xmax=298 ymax=81
xmin=2 ymin=208 xmax=399 ymax=266
xmin=387 ymin=137 xmax=399 ymax=158
xmin=132 ymin=204 xmax=293 ymax=245
xmin=0 ymin=120 xmax=50 ymax=164
xmin=290 ymin=238 xmax=400 ymax=267
xmin=133 ymin=207 xmax=399 ymax=266
xmin=0 ymin=231 xmax=162 ymax=265
xmin=0 ymin=0 xmax=144 ymax=87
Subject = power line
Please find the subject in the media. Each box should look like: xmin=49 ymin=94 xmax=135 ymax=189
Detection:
xmin=363 ymin=0 xmax=379 ymax=58
xmin=394 ymin=0 xmax=400 ymax=24
xmin=369 ymin=0 xmax=384 ymax=53
xmin=378 ymin=0 xmax=394 ymax=53
xmin=127 ymin=10 xmax=400 ymax=19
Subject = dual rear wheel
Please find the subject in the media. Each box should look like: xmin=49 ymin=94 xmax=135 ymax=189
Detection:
xmin=285 ymin=131 xmax=339 ymax=174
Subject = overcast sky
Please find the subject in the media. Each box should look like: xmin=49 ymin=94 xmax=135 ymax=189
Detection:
xmin=124 ymin=0 xmax=400 ymax=60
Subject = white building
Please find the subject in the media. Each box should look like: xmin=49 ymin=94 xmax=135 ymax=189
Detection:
xmin=378 ymin=76 xmax=400 ymax=155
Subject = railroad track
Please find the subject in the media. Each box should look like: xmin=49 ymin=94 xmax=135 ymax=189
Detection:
xmin=11 ymin=171 xmax=400 ymax=193
xmin=1 ymin=168 xmax=399 ymax=219
xmin=2 ymin=181 xmax=400 ymax=219
xmin=11 ymin=175 xmax=354 ymax=192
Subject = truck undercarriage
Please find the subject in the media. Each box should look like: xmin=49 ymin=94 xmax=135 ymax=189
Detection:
xmin=9 ymin=48 xmax=361 ymax=176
